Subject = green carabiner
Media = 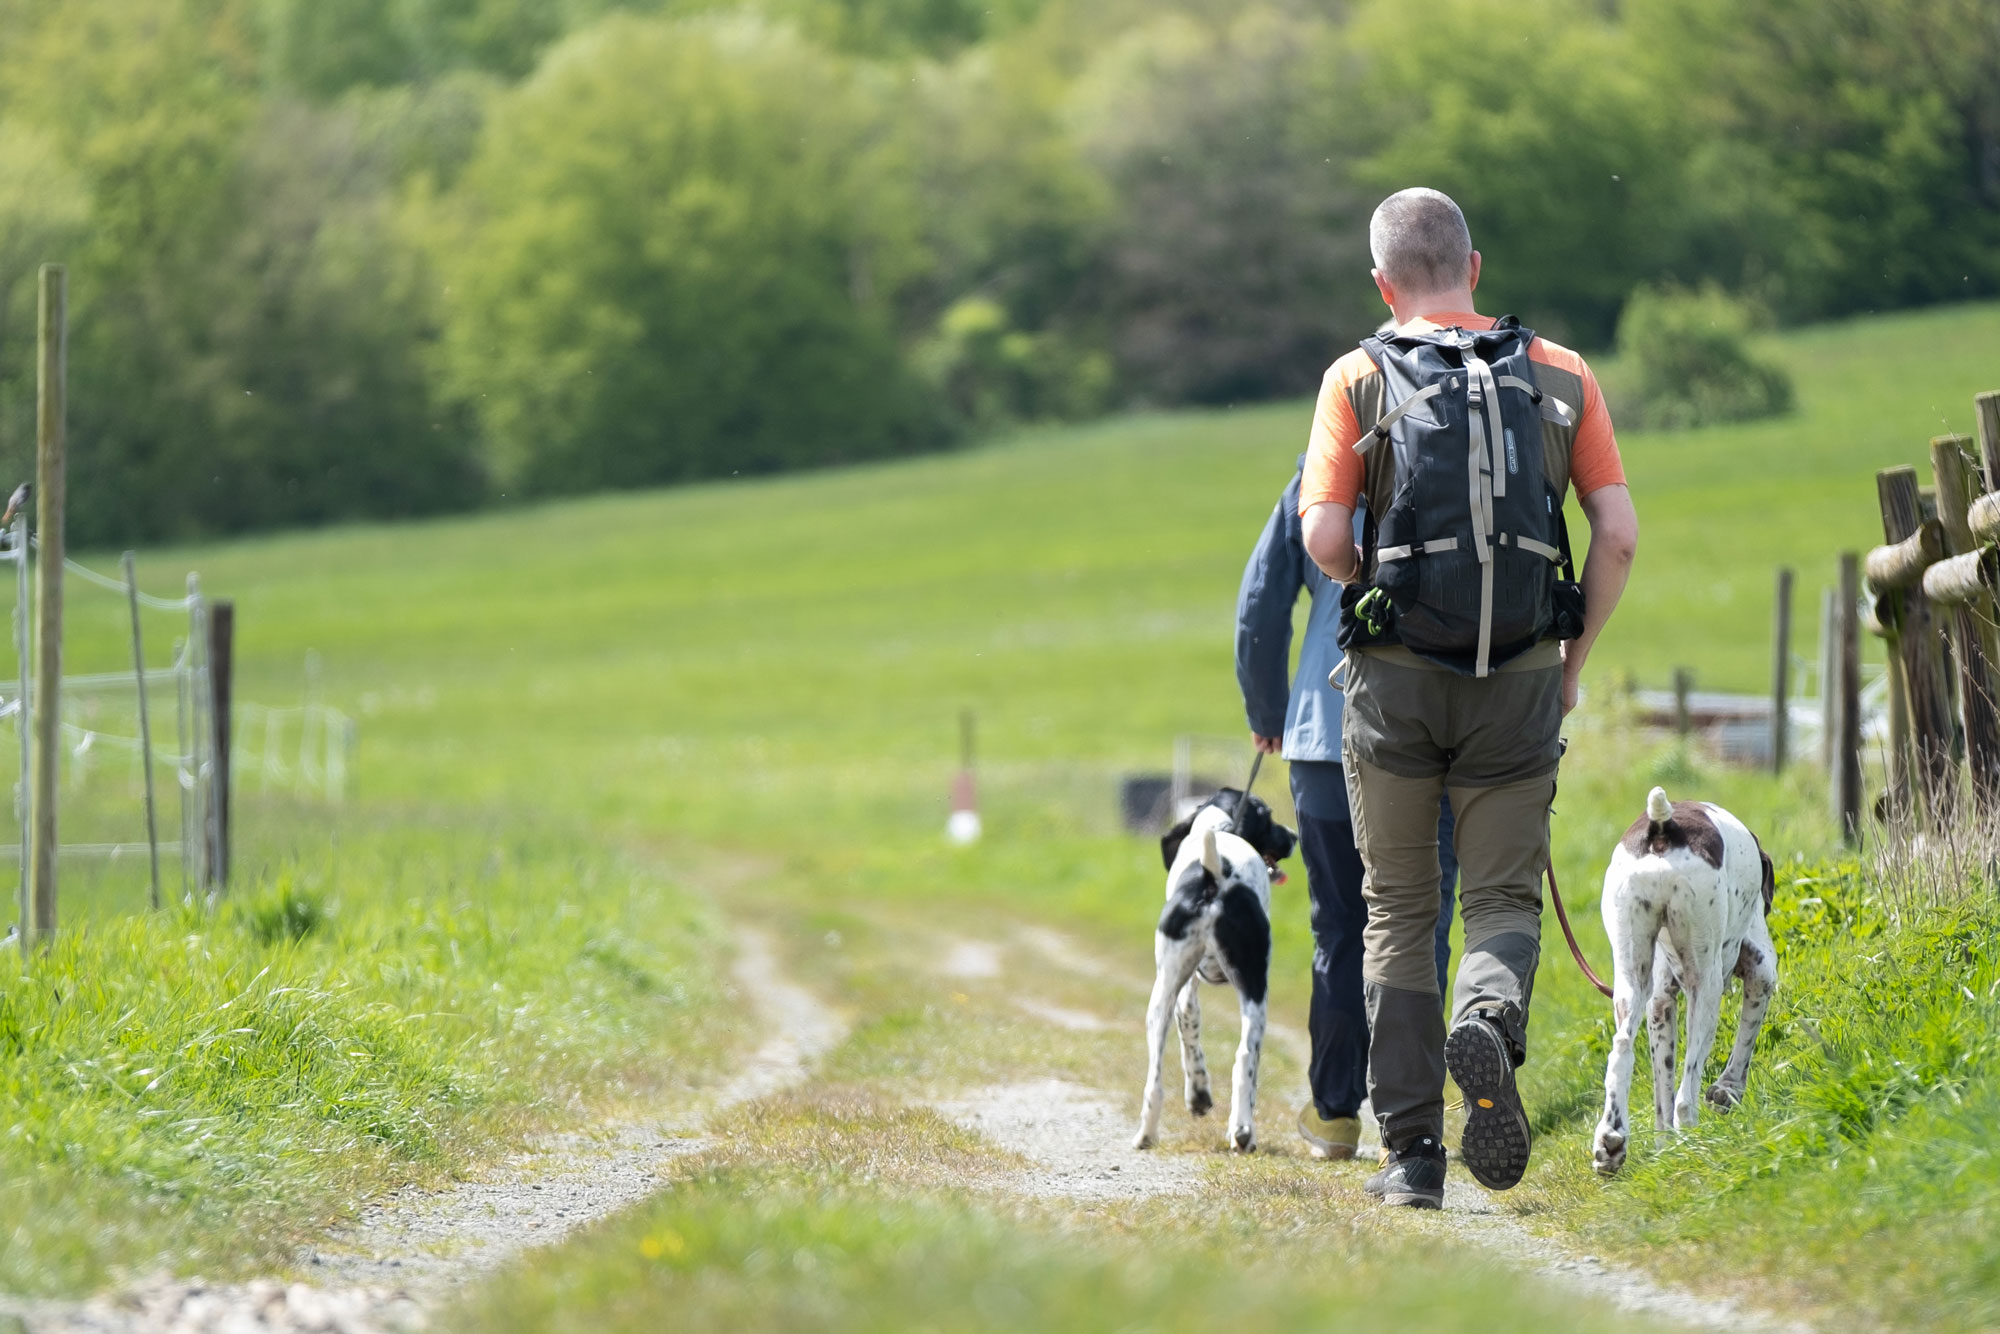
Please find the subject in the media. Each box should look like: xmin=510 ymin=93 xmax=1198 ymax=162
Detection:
xmin=1356 ymin=586 xmax=1390 ymax=636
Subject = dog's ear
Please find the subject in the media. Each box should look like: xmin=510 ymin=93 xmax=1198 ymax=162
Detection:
xmin=1269 ymin=821 xmax=1298 ymax=863
xmin=1759 ymin=849 xmax=1775 ymax=916
xmin=1160 ymin=813 xmax=1196 ymax=871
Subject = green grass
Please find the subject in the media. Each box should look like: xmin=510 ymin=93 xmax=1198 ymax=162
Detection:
xmin=5 ymin=300 xmax=2000 ymax=1321
xmin=0 ymin=819 xmax=735 ymax=1294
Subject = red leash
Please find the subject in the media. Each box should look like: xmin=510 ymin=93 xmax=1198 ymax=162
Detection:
xmin=1545 ymin=860 xmax=1613 ymax=998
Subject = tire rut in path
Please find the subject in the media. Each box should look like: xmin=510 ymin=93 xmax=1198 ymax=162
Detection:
xmin=2 ymin=926 xmax=844 ymax=1334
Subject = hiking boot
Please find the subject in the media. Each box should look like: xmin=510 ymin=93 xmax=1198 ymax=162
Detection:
xmin=1297 ymin=1106 xmax=1361 ymax=1160
xmin=1446 ymin=1011 xmax=1532 ymax=1190
xmin=1363 ymin=1135 xmax=1445 ymax=1208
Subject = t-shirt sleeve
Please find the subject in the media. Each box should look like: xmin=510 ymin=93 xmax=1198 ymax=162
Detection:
xmin=1568 ymin=361 xmax=1626 ymax=498
xmin=1299 ymin=358 xmax=1369 ymax=514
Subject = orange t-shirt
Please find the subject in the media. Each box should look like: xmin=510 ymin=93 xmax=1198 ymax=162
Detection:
xmin=1299 ymin=311 xmax=1624 ymax=514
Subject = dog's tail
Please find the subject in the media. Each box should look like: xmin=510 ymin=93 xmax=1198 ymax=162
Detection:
xmin=1200 ymin=827 xmax=1222 ymax=880
xmin=1646 ymin=786 xmax=1672 ymax=824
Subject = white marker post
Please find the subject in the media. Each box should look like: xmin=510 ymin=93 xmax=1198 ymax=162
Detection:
xmin=947 ymin=708 xmax=981 ymax=845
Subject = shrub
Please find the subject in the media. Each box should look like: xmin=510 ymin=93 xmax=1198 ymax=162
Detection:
xmin=1613 ymin=284 xmax=1795 ymax=430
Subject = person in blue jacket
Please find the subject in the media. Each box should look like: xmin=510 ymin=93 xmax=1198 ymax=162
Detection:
xmin=1236 ymin=459 xmax=1459 ymax=1159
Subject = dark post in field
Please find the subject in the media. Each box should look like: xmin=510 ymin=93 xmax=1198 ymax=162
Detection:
xmin=1818 ymin=586 xmax=1837 ymax=772
xmin=123 ymin=552 xmax=163 ymax=911
xmin=1770 ymin=567 xmax=1793 ymax=772
xmin=1926 ymin=435 xmax=2000 ymax=812
xmin=1876 ymin=466 xmax=1955 ymax=825
xmin=206 ymin=600 xmax=233 ymax=895
xmin=1834 ymin=553 xmax=1862 ymax=846
xmin=1672 ymin=667 xmax=1693 ymax=741
xmin=28 ymin=265 xmax=64 ymax=945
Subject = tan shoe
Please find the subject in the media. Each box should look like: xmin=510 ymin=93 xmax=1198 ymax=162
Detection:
xmin=1298 ymin=1105 xmax=1361 ymax=1160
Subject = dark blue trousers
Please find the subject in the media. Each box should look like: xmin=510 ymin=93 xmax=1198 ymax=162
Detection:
xmin=1292 ymin=760 xmax=1457 ymax=1120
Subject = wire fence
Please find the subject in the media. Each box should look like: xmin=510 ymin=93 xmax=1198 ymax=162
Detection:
xmin=4 ymin=527 xmax=356 ymax=942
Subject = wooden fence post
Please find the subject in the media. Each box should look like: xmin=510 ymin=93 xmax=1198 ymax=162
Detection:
xmin=1877 ymin=466 xmax=1956 ymax=825
xmin=1977 ymin=391 xmax=2000 ymax=492
xmin=206 ymin=600 xmax=233 ymax=896
xmin=28 ymin=265 xmax=64 ymax=946
xmin=1673 ymin=667 xmax=1693 ymax=741
xmin=1818 ymin=586 xmax=1837 ymax=772
xmin=1771 ymin=567 xmax=1793 ymax=772
xmin=1928 ymin=435 xmax=2000 ymax=812
xmin=1835 ymin=553 xmax=1862 ymax=846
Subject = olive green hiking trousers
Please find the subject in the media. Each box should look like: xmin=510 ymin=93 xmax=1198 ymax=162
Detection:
xmin=1340 ymin=644 xmax=1562 ymax=1150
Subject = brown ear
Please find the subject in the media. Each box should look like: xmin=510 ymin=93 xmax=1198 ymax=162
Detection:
xmin=1759 ymin=849 xmax=1775 ymax=915
xmin=1160 ymin=814 xmax=1196 ymax=871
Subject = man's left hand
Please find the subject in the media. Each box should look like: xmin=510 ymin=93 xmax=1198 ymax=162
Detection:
xmin=1253 ymin=734 xmax=1284 ymax=755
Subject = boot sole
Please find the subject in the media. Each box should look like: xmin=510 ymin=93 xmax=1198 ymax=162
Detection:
xmin=1446 ymin=1018 xmax=1532 ymax=1191
xmin=1380 ymin=1189 xmax=1443 ymax=1209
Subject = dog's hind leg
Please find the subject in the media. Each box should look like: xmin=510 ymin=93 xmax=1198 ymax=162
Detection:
xmin=1135 ymin=938 xmax=1200 ymax=1150
xmin=1593 ymin=883 xmax=1657 ymax=1175
xmin=1229 ymin=993 xmax=1266 ymax=1153
xmin=1673 ymin=948 xmax=1731 ymax=1131
xmin=1647 ymin=940 xmax=1681 ymax=1133
xmin=1176 ymin=976 xmax=1212 ymax=1116
xmin=1708 ymin=921 xmax=1777 ymax=1112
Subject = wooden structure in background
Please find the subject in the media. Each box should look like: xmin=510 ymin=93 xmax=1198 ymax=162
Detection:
xmin=1858 ymin=392 xmax=2000 ymax=833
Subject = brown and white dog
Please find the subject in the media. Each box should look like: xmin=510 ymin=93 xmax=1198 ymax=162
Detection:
xmin=1591 ymin=786 xmax=1778 ymax=1175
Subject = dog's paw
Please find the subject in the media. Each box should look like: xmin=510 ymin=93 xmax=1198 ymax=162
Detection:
xmin=1231 ymin=1127 xmax=1256 ymax=1153
xmin=1186 ymin=1086 xmax=1213 ymax=1117
xmin=1132 ymin=1129 xmax=1157 ymax=1151
xmin=1705 ymin=1082 xmax=1743 ymax=1112
xmin=1592 ymin=1131 xmax=1627 ymax=1176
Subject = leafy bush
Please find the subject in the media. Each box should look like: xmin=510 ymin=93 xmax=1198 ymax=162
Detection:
xmin=914 ymin=296 xmax=1110 ymax=428
xmin=1613 ymin=284 xmax=1795 ymax=430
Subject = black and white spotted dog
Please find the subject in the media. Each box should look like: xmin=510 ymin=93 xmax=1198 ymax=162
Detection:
xmin=1592 ymin=786 xmax=1778 ymax=1175
xmin=1133 ymin=789 xmax=1296 ymax=1154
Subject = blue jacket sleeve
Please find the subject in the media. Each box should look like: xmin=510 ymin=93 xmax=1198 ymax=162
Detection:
xmin=1235 ymin=474 xmax=1306 ymax=739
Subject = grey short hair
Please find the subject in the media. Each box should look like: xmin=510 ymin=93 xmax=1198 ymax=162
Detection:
xmin=1369 ymin=188 xmax=1473 ymax=294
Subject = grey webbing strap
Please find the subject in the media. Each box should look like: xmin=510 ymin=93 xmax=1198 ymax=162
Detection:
xmin=1476 ymin=559 xmax=1495 ymax=678
xmin=1511 ymin=533 xmax=1561 ymax=562
xmin=1359 ymin=382 xmax=1446 ymax=456
xmin=1497 ymin=374 xmax=1575 ymax=426
xmin=1468 ymin=357 xmax=1508 ymax=499
xmin=1374 ymin=537 xmax=1459 ymax=565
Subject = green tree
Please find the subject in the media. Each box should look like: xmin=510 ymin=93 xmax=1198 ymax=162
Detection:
xmin=430 ymin=14 xmax=944 ymax=493
xmin=1323 ymin=0 xmax=1680 ymax=348
xmin=1071 ymin=8 xmax=1371 ymax=403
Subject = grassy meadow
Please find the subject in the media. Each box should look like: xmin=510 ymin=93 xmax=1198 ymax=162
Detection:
xmin=4 ymin=300 xmax=2000 ymax=1324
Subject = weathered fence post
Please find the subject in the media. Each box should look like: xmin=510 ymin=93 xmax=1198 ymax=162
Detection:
xmin=1771 ymin=567 xmax=1793 ymax=772
xmin=1835 ymin=553 xmax=1862 ymax=845
xmin=206 ymin=600 xmax=233 ymax=895
xmin=28 ymin=265 xmax=64 ymax=946
xmin=1818 ymin=586 xmax=1837 ymax=772
xmin=1926 ymin=435 xmax=2000 ymax=812
xmin=1673 ymin=667 xmax=1693 ymax=741
xmin=1977 ymin=391 xmax=2000 ymax=491
xmin=123 ymin=552 xmax=162 ymax=911
xmin=1876 ymin=466 xmax=1956 ymax=824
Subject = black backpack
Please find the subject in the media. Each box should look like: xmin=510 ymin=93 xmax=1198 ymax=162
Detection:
xmin=1336 ymin=316 xmax=1584 ymax=677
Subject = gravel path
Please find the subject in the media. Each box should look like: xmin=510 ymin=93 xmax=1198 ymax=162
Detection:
xmin=998 ymin=924 xmax=1809 ymax=1333
xmin=2 ymin=926 xmax=844 ymax=1334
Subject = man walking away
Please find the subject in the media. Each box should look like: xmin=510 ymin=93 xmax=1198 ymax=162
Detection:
xmin=1300 ymin=188 xmax=1638 ymax=1207
xmin=1236 ymin=468 xmax=1459 ymax=1161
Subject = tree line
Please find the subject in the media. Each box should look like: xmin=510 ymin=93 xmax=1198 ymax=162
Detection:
xmin=0 ymin=0 xmax=1994 ymax=543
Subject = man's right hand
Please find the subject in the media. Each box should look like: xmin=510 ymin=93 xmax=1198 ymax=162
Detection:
xmin=1253 ymin=734 xmax=1284 ymax=755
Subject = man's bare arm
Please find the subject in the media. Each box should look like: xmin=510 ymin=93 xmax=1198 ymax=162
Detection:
xmin=1302 ymin=501 xmax=1360 ymax=583
xmin=1563 ymin=483 xmax=1638 ymax=713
